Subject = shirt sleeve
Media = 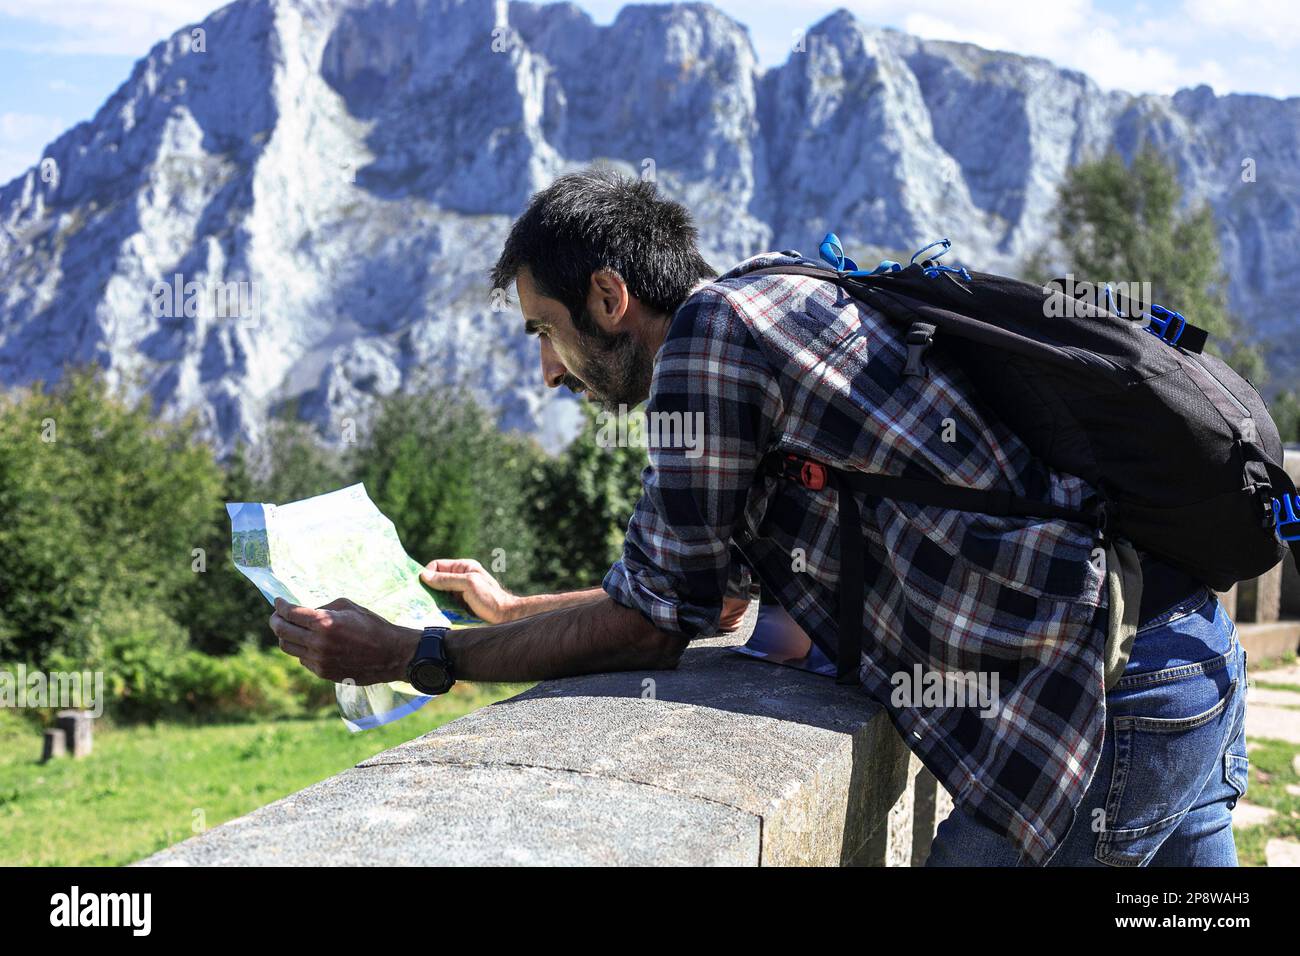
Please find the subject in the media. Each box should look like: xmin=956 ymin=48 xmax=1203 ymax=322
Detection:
xmin=602 ymin=287 xmax=784 ymax=637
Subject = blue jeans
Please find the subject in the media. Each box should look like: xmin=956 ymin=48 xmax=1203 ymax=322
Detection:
xmin=927 ymin=588 xmax=1248 ymax=866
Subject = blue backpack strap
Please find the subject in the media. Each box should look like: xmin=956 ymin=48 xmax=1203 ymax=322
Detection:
xmin=819 ymin=232 xmax=859 ymax=273
xmin=1146 ymin=303 xmax=1209 ymax=354
xmin=910 ymin=237 xmax=971 ymax=280
xmin=1273 ymin=493 xmax=1300 ymax=541
xmin=819 ymin=232 xmax=905 ymax=278
xmin=1262 ymin=461 xmax=1300 ymax=577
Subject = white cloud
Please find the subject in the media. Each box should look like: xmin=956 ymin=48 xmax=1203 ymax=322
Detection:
xmin=771 ymin=0 xmax=1300 ymax=96
xmin=0 ymin=0 xmax=218 ymax=56
xmin=896 ymin=4 xmax=1220 ymax=94
xmin=1184 ymin=0 xmax=1300 ymax=51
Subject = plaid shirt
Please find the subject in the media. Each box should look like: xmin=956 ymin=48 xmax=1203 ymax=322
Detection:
xmin=603 ymin=251 xmax=1110 ymax=865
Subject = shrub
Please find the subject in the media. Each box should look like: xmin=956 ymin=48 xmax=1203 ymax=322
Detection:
xmin=0 ymin=369 xmax=222 ymax=665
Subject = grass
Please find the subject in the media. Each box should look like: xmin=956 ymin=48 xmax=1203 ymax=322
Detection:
xmin=1236 ymin=737 xmax=1300 ymax=866
xmin=1253 ymin=681 xmax=1300 ymax=696
xmin=1235 ymin=655 xmax=1300 ymax=864
xmin=0 ymin=682 xmax=527 ymax=866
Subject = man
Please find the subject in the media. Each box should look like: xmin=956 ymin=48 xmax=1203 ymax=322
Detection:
xmin=270 ymin=169 xmax=1247 ymax=866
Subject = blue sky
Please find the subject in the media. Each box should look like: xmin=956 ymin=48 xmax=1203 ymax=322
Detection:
xmin=0 ymin=0 xmax=1291 ymax=184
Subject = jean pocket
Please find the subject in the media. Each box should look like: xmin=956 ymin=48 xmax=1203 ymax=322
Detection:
xmin=1094 ymin=676 xmax=1238 ymax=867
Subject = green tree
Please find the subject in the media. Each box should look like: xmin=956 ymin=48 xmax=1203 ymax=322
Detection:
xmin=1269 ymin=390 xmax=1300 ymax=446
xmin=1046 ymin=146 xmax=1265 ymax=383
xmin=252 ymin=416 xmax=349 ymax=504
xmin=0 ymin=369 xmax=222 ymax=665
xmin=350 ymin=389 xmax=544 ymax=596
xmin=526 ymin=403 xmax=648 ymax=591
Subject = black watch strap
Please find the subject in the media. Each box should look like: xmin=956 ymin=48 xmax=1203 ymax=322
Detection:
xmin=406 ymin=625 xmax=454 ymax=694
xmin=416 ymin=625 xmax=451 ymax=666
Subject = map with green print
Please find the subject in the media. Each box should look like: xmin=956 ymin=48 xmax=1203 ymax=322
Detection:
xmin=227 ymin=484 xmax=451 ymax=731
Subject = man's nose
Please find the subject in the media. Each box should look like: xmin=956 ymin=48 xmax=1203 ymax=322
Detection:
xmin=539 ymin=337 xmax=568 ymax=389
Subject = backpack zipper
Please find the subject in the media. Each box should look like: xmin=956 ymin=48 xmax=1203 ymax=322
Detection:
xmin=1188 ymin=351 xmax=1251 ymax=419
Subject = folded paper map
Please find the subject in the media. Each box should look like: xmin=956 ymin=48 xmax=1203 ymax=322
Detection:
xmin=227 ymin=484 xmax=451 ymax=732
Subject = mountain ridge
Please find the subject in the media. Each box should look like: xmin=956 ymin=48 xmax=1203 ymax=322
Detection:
xmin=1 ymin=0 xmax=1295 ymax=452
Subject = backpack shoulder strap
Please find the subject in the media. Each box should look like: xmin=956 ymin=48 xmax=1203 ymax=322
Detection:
xmin=763 ymin=452 xmax=1107 ymax=684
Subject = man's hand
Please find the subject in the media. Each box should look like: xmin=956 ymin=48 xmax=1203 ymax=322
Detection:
xmin=269 ymin=597 xmax=420 ymax=685
xmin=420 ymin=558 xmax=519 ymax=623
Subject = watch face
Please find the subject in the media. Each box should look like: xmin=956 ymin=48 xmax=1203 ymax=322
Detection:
xmin=411 ymin=661 xmax=450 ymax=695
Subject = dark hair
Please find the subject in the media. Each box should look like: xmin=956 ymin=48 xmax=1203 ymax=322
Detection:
xmin=491 ymin=168 xmax=716 ymax=327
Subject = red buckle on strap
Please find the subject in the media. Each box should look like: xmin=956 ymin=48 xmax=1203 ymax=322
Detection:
xmin=800 ymin=460 xmax=827 ymax=491
xmin=773 ymin=453 xmax=827 ymax=491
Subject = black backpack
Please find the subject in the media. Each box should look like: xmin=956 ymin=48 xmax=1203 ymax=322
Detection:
xmin=745 ymin=253 xmax=1299 ymax=683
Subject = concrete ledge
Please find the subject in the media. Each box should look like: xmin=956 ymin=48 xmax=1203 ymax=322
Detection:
xmin=139 ymin=608 xmax=950 ymax=867
xmin=146 ymin=761 xmax=761 ymax=866
xmin=1238 ymin=621 xmax=1300 ymax=663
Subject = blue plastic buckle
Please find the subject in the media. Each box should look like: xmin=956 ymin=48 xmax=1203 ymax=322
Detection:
xmin=909 ymin=237 xmax=970 ymax=281
xmin=858 ymin=260 xmax=902 ymax=277
xmin=821 ymin=232 xmax=969 ymax=280
xmin=1273 ymin=494 xmax=1300 ymax=541
xmin=1146 ymin=303 xmax=1187 ymax=345
xmin=819 ymin=232 xmax=859 ymax=273
xmin=922 ymin=263 xmax=972 ymax=281
xmin=820 ymin=232 xmax=904 ymax=277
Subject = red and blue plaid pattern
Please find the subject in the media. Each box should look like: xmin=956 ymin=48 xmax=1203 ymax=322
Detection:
xmin=603 ymin=251 xmax=1110 ymax=864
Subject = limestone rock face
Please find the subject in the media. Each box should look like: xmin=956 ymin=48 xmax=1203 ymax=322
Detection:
xmin=1 ymin=0 xmax=1294 ymax=453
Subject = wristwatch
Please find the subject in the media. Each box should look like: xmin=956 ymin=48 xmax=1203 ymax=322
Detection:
xmin=406 ymin=625 xmax=456 ymax=695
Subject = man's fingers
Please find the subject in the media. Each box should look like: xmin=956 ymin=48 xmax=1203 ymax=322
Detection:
xmin=270 ymin=609 xmax=321 ymax=650
xmin=277 ymin=632 xmax=313 ymax=659
xmin=420 ymin=568 xmax=475 ymax=592
xmin=432 ymin=558 xmax=481 ymax=573
xmin=274 ymin=597 xmax=333 ymax=630
xmin=271 ymin=620 xmax=329 ymax=676
xmin=420 ymin=558 xmax=481 ymax=585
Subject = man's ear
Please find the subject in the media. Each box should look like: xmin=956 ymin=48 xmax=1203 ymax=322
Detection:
xmin=586 ymin=269 xmax=629 ymax=333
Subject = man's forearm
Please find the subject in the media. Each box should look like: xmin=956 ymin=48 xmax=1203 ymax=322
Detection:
xmin=445 ymin=596 xmax=687 ymax=682
xmin=506 ymin=587 xmax=605 ymax=621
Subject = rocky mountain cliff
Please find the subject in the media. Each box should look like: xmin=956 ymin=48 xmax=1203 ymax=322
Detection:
xmin=2 ymin=0 xmax=1296 ymax=452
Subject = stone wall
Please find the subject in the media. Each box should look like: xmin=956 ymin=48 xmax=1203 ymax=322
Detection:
xmin=140 ymin=608 xmax=951 ymax=867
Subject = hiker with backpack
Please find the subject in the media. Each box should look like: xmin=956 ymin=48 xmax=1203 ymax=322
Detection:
xmin=270 ymin=168 xmax=1295 ymax=866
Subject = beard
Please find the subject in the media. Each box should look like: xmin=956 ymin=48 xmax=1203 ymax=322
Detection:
xmin=567 ymin=308 xmax=656 ymax=410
